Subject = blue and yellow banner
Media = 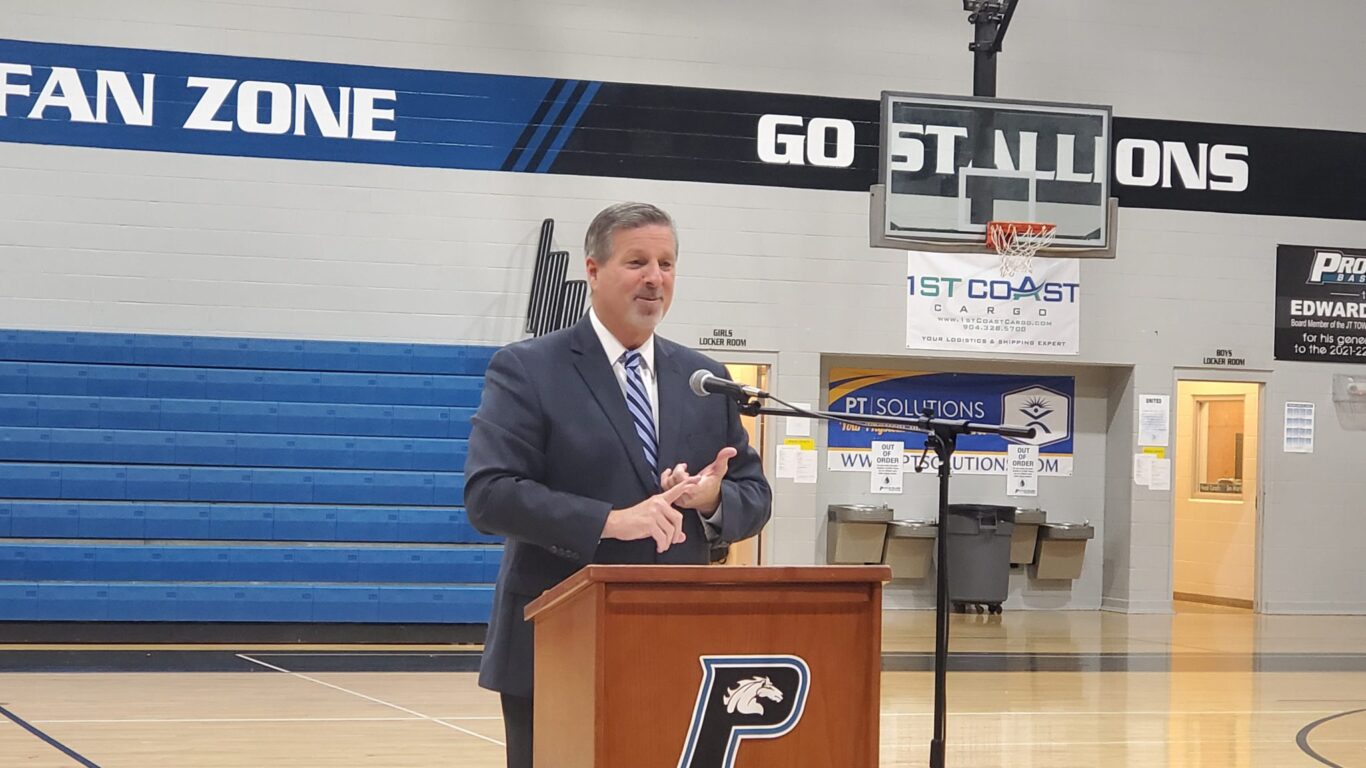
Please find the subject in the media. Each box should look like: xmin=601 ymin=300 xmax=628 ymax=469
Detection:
xmin=827 ymin=368 xmax=1075 ymax=475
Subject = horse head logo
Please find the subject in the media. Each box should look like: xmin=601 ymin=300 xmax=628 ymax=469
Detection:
xmin=677 ymin=656 xmax=810 ymax=768
xmin=722 ymin=676 xmax=784 ymax=715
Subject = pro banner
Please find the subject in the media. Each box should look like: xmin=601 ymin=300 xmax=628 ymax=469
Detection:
xmin=826 ymin=369 xmax=1075 ymax=476
xmin=1274 ymin=244 xmax=1366 ymax=363
xmin=907 ymin=252 xmax=1081 ymax=355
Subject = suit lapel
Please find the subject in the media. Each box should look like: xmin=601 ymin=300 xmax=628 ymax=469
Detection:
xmin=569 ymin=317 xmax=657 ymax=493
xmin=654 ymin=339 xmax=687 ymax=474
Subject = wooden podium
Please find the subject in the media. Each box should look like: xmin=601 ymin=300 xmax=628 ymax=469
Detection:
xmin=524 ymin=565 xmax=890 ymax=767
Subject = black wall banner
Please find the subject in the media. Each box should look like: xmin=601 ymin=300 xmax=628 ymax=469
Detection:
xmin=551 ymin=83 xmax=880 ymax=192
xmin=556 ymin=84 xmax=1365 ymax=221
xmin=4 ymin=39 xmax=1365 ymax=221
xmin=1275 ymin=245 xmax=1366 ymax=363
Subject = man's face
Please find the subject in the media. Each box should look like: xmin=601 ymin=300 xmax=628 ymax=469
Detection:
xmin=586 ymin=223 xmax=676 ymax=347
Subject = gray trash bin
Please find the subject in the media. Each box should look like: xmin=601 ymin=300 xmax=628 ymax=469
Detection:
xmin=941 ymin=504 xmax=1016 ymax=613
xmin=826 ymin=504 xmax=893 ymax=564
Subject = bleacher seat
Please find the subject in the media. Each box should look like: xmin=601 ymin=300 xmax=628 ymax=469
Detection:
xmin=0 ymin=329 xmax=497 ymax=625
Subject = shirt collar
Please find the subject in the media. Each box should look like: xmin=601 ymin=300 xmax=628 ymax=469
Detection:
xmin=588 ymin=307 xmax=655 ymax=373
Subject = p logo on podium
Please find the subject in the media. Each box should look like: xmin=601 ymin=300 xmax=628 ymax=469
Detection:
xmin=676 ymin=655 xmax=811 ymax=768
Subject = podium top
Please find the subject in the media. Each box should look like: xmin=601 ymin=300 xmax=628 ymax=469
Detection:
xmin=525 ymin=564 xmax=890 ymax=622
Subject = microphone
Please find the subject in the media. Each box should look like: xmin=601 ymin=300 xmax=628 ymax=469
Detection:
xmin=689 ymin=369 xmax=769 ymax=400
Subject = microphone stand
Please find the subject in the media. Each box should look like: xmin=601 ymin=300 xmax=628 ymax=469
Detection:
xmin=734 ymin=397 xmax=1034 ymax=768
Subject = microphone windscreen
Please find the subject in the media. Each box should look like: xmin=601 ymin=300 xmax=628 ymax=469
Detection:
xmin=689 ymin=369 xmax=713 ymax=397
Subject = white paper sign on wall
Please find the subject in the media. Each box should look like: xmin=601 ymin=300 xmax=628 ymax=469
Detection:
xmin=1006 ymin=444 xmax=1038 ymax=497
xmin=870 ymin=440 xmax=904 ymax=494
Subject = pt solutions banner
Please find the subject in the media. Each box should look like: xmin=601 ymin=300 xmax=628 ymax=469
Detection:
xmin=907 ymin=251 xmax=1081 ymax=355
xmin=826 ymin=369 xmax=1075 ymax=476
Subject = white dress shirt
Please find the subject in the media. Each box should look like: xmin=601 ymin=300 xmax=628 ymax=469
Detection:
xmin=587 ymin=308 xmax=723 ymax=540
xmin=588 ymin=308 xmax=658 ymax=432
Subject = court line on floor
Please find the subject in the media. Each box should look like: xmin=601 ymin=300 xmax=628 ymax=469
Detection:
xmin=880 ymin=708 xmax=1346 ymax=717
xmin=0 ymin=703 xmax=102 ymax=767
xmin=15 ymin=710 xmax=1337 ymax=724
xmin=880 ymin=736 xmax=1366 ymax=747
xmin=236 ymin=654 xmax=504 ymax=747
xmin=247 ymin=652 xmax=477 ymax=656
xmin=1296 ymin=707 xmax=1366 ymax=767
xmin=25 ymin=716 xmax=503 ymax=725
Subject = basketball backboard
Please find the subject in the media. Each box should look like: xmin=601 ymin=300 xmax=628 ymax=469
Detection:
xmin=872 ymin=92 xmax=1114 ymax=256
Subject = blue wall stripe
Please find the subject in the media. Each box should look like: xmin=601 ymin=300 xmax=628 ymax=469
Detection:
xmin=538 ymin=81 xmax=603 ymax=173
xmin=512 ymin=79 xmax=578 ymax=173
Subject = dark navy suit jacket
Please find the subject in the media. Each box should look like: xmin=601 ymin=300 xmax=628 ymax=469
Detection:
xmin=465 ymin=316 xmax=773 ymax=697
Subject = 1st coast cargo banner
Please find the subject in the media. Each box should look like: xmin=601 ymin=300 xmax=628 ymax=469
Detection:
xmin=827 ymin=369 xmax=1075 ymax=476
xmin=907 ymin=251 xmax=1081 ymax=355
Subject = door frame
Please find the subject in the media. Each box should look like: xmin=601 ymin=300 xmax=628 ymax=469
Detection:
xmin=1171 ymin=368 xmax=1267 ymax=611
xmin=713 ymin=350 xmax=780 ymax=565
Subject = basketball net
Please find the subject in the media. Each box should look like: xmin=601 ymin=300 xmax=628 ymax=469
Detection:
xmin=986 ymin=221 xmax=1057 ymax=277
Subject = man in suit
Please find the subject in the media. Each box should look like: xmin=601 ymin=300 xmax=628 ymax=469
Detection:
xmin=464 ymin=202 xmax=773 ymax=768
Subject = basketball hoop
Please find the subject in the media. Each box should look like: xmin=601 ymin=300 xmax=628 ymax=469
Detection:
xmin=986 ymin=221 xmax=1056 ymax=276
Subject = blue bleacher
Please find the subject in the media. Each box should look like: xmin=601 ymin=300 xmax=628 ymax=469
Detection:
xmin=273 ymin=506 xmax=334 ymax=541
xmin=77 ymin=503 xmax=147 ymax=539
xmin=312 ymin=585 xmax=383 ymax=622
xmin=207 ymin=504 xmax=276 ymax=539
xmin=0 ymin=328 xmax=499 ymax=624
xmin=0 ymin=581 xmax=496 ymax=623
xmin=146 ymin=368 xmax=209 ymax=399
xmin=36 ymin=394 xmax=102 ymax=428
xmin=36 ymin=583 xmax=111 ymax=621
xmin=99 ymin=397 xmax=161 ymax=430
xmin=0 ymin=395 xmax=39 ymax=426
xmin=144 ymin=504 xmax=213 ymax=539
xmin=159 ymin=398 xmax=221 ymax=431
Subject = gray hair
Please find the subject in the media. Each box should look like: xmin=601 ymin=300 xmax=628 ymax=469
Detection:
xmin=584 ymin=202 xmax=677 ymax=264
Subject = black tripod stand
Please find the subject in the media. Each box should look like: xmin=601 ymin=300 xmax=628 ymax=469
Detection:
xmin=736 ymin=399 xmax=1034 ymax=768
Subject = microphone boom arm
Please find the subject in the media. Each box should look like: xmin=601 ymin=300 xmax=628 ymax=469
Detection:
xmin=728 ymin=391 xmax=1034 ymax=768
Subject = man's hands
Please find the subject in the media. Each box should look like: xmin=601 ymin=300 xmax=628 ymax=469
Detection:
xmin=659 ymin=447 xmax=736 ymax=515
xmin=599 ymin=447 xmax=738 ymax=554
xmin=601 ymin=477 xmax=700 ymax=553
xmin=603 ymin=442 xmax=737 ymax=549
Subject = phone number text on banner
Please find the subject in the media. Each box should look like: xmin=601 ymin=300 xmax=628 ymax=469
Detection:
xmin=827 ymin=369 xmax=1075 ymax=476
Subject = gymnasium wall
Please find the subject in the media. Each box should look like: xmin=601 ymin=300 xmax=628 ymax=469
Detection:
xmin=3 ymin=0 xmax=1365 ymax=616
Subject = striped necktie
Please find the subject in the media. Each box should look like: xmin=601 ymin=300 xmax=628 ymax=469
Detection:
xmin=621 ymin=349 xmax=658 ymax=475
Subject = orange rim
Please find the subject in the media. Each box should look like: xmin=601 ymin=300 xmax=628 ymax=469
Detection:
xmin=986 ymin=221 xmax=1056 ymax=251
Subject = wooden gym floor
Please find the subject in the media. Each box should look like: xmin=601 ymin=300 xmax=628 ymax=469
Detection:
xmin=2 ymin=602 xmax=1364 ymax=767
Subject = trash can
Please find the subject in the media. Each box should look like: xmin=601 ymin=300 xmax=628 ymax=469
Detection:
xmin=826 ymin=504 xmax=893 ymax=564
xmin=941 ymin=504 xmax=1016 ymax=613
xmin=881 ymin=520 xmax=936 ymax=579
xmin=1010 ymin=508 xmax=1047 ymax=566
xmin=1032 ymin=522 xmax=1095 ymax=580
